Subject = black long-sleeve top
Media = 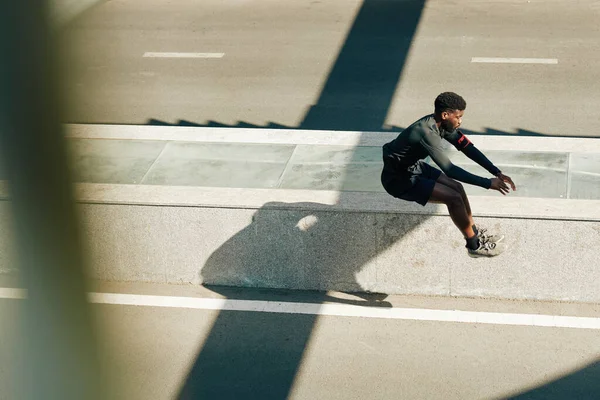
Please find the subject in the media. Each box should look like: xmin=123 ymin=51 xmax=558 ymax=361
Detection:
xmin=382 ymin=114 xmax=501 ymax=189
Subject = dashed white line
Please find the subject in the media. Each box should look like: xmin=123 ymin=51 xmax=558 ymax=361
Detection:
xmin=143 ymin=52 xmax=225 ymax=58
xmin=471 ymin=57 xmax=558 ymax=64
xmin=0 ymin=288 xmax=26 ymax=299
xmin=2 ymin=289 xmax=600 ymax=330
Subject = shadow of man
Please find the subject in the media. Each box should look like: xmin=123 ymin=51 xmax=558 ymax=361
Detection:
xmin=177 ymin=200 xmax=425 ymax=399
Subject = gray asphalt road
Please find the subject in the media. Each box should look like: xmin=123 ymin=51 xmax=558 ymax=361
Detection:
xmin=59 ymin=0 xmax=600 ymax=137
xmin=2 ymin=282 xmax=600 ymax=400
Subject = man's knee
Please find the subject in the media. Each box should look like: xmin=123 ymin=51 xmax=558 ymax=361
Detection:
xmin=439 ymin=174 xmax=465 ymax=194
xmin=450 ymin=180 xmax=465 ymax=194
xmin=445 ymin=190 xmax=464 ymax=208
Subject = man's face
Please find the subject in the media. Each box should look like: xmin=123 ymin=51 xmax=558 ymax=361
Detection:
xmin=441 ymin=109 xmax=464 ymax=131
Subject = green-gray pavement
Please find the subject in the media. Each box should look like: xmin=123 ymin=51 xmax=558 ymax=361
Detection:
xmin=55 ymin=137 xmax=600 ymax=200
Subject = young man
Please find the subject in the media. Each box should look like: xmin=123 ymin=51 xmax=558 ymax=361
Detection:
xmin=381 ymin=92 xmax=516 ymax=257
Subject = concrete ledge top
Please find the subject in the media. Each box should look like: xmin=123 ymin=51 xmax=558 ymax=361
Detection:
xmin=2 ymin=182 xmax=599 ymax=222
xmin=65 ymin=123 xmax=600 ymax=153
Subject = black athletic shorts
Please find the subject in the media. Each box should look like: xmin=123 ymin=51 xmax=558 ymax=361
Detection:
xmin=381 ymin=159 xmax=442 ymax=206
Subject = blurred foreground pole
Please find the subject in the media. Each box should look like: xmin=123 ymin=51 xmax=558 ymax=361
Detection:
xmin=0 ymin=1 xmax=105 ymax=399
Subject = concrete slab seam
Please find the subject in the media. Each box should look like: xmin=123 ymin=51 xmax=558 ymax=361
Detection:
xmin=275 ymin=145 xmax=300 ymax=189
xmin=138 ymin=142 xmax=170 ymax=184
xmin=566 ymin=153 xmax=572 ymax=199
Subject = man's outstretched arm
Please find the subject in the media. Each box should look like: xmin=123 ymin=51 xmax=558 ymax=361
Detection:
xmin=420 ymin=132 xmax=493 ymax=189
xmin=448 ymin=130 xmax=516 ymax=191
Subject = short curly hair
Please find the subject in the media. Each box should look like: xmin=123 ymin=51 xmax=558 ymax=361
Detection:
xmin=434 ymin=92 xmax=466 ymax=114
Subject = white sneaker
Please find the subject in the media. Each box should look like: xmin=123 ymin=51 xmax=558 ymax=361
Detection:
xmin=468 ymin=239 xmax=507 ymax=258
xmin=477 ymin=227 xmax=504 ymax=243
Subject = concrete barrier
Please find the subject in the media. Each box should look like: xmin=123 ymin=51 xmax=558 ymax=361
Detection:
xmin=50 ymin=0 xmax=104 ymax=27
xmin=1 ymin=125 xmax=600 ymax=302
xmin=1 ymin=182 xmax=599 ymax=303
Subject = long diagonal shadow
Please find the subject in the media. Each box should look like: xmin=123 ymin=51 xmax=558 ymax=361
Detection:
xmin=129 ymin=1 xmax=600 ymax=397
xmin=177 ymin=1 xmax=428 ymax=399
xmin=504 ymin=360 xmax=600 ymax=400
xmin=300 ymin=0 xmax=424 ymax=132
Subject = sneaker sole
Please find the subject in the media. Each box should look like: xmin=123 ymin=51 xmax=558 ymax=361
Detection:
xmin=468 ymin=243 xmax=508 ymax=258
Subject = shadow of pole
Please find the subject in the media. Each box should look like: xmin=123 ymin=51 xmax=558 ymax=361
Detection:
xmin=178 ymin=0 xmax=428 ymax=398
xmin=300 ymin=0 xmax=425 ymax=132
xmin=504 ymin=360 xmax=600 ymax=400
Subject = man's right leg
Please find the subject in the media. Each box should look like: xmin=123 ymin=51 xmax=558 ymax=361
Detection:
xmin=414 ymin=162 xmax=476 ymax=239
xmin=427 ymin=182 xmax=475 ymax=239
xmin=435 ymin=174 xmax=473 ymax=224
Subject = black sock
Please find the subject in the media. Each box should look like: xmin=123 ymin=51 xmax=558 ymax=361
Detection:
xmin=472 ymin=225 xmax=479 ymax=236
xmin=466 ymin=235 xmax=480 ymax=250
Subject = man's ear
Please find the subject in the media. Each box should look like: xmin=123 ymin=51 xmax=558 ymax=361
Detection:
xmin=440 ymin=111 xmax=449 ymax=120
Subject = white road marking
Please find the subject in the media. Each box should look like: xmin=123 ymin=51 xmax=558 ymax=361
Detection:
xmin=2 ymin=289 xmax=600 ymax=330
xmin=471 ymin=57 xmax=558 ymax=64
xmin=143 ymin=52 xmax=225 ymax=58
xmin=0 ymin=288 xmax=26 ymax=299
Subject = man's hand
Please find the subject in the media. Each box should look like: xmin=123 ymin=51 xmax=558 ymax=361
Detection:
xmin=496 ymin=172 xmax=516 ymax=191
xmin=490 ymin=177 xmax=511 ymax=195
